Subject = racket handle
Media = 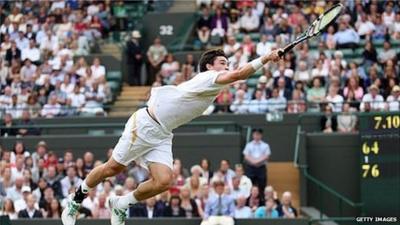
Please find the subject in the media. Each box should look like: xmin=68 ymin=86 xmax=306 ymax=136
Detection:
xmin=278 ymin=43 xmax=296 ymax=57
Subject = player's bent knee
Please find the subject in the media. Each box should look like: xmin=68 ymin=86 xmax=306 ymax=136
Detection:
xmin=154 ymin=173 xmax=173 ymax=191
xmin=103 ymin=158 xmax=126 ymax=177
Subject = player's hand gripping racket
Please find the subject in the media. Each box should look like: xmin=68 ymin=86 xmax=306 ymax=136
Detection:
xmin=278 ymin=3 xmax=344 ymax=57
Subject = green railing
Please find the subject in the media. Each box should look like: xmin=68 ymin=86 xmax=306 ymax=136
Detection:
xmin=293 ymin=113 xmax=364 ymax=224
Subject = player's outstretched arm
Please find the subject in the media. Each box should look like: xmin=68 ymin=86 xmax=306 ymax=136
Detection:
xmin=215 ymin=49 xmax=283 ymax=85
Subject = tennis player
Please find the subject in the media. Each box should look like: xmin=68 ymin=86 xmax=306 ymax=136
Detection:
xmin=62 ymin=48 xmax=282 ymax=225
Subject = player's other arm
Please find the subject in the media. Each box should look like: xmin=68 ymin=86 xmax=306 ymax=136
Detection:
xmin=215 ymin=49 xmax=282 ymax=85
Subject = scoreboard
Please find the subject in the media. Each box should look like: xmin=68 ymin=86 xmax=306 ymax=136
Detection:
xmin=359 ymin=113 xmax=400 ymax=217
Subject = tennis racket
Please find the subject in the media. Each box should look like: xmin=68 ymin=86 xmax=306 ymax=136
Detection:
xmin=278 ymin=3 xmax=344 ymax=57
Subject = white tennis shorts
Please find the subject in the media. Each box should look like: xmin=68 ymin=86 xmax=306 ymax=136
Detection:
xmin=112 ymin=108 xmax=174 ymax=170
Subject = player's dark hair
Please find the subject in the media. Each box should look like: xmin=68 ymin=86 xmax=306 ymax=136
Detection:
xmin=199 ymin=49 xmax=227 ymax=72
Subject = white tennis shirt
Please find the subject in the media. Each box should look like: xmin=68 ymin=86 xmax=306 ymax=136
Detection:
xmin=148 ymin=70 xmax=225 ymax=131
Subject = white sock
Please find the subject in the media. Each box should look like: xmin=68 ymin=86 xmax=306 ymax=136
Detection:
xmin=116 ymin=191 xmax=138 ymax=209
xmin=81 ymin=180 xmax=91 ymax=194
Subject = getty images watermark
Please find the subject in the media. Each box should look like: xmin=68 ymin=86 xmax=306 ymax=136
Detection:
xmin=356 ymin=217 xmax=398 ymax=223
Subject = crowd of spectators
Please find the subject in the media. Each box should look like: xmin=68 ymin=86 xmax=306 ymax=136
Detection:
xmin=0 ymin=137 xmax=296 ymax=221
xmin=140 ymin=0 xmax=399 ymax=119
xmin=0 ymin=1 xmax=115 ymax=120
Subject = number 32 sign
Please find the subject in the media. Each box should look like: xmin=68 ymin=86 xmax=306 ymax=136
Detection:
xmin=159 ymin=25 xmax=174 ymax=35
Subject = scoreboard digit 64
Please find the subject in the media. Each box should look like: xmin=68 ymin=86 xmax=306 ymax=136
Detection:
xmin=359 ymin=113 xmax=400 ymax=217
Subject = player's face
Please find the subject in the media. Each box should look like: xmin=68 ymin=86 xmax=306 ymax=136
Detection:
xmin=211 ymin=56 xmax=229 ymax=72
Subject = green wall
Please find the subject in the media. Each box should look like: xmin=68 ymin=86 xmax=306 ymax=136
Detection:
xmin=305 ymin=133 xmax=361 ymax=217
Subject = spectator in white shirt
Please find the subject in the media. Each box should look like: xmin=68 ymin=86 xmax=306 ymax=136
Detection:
xmin=15 ymin=31 xmax=29 ymax=50
xmin=0 ymin=86 xmax=13 ymax=108
xmin=21 ymin=39 xmax=40 ymax=64
xmin=267 ymin=88 xmax=287 ymax=112
xmin=386 ymin=85 xmax=400 ymax=111
xmin=20 ymin=59 xmax=37 ymax=82
xmin=234 ymin=164 xmax=252 ymax=199
xmin=50 ymin=0 xmax=66 ymax=12
xmin=234 ymin=196 xmax=252 ymax=218
xmin=14 ymin=186 xmax=36 ymax=212
xmin=60 ymin=166 xmax=82 ymax=198
xmin=248 ymin=89 xmax=268 ymax=114
xmin=356 ymin=13 xmax=375 ymax=38
xmin=294 ymin=61 xmax=311 ymax=82
xmin=223 ymin=36 xmax=241 ymax=57
xmin=256 ymin=34 xmax=274 ymax=57
xmin=230 ymin=176 xmax=249 ymax=200
xmin=82 ymin=82 xmax=105 ymax=115
xmin=41 ymin=95 xmax=61 ymax=118
xmin=230 ymin=89 xmax=249 ymax=114
xmin=240 ymin=7 xmax=260 ymax=33
xmin=90 ymin=57 xmax=106 ymax=81
xmin=325 ymin=85 xmax=344 ymax=112
xmin=69 ymin=85 xmax=86 ymax=110
xmin=360 ymin=85 xmax=385 ymax=112
xmin=382 ymin=4 xmax=395 ymax=27
xmin=334 ymin=22 xmax=360 ymax=49
xmin=81 ymin=189 xmax=98 ymax=212
xmin=378 ymin=41 xmax=396 ymax=63
xmin=243 ymin=129 xmax=271 ymax=192
xmin=228 ymin=49 xmax=248 ymax=71
xmin=390 ymin=12 xmax=400 ymax=39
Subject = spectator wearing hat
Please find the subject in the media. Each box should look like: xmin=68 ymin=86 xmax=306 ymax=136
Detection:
xmin=126 ymin=30 xmax=143 ymax=86
xmin=360 ymin=85 xmax=385 ymax=112
xmin=17 ymin=193 xmax=43 ymax=218
xmin=201 ymin=179 xmax=235 ymax=225
xmin=243 ymin=129 xmax=270 ymax=192
xmin=14 ymin=185 xmax=37 ymax=212
xmin=386 ymin=85 xmax=400 ymax=111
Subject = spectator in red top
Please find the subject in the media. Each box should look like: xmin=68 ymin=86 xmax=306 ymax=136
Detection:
xmin=215 ymin=87 xmax=233 ymax=113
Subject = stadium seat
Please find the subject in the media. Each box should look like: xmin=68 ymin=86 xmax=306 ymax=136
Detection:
xmin=107 ymin=71 xmax=123 ymax=82
xmin=247 ymin=77 xmax=259 ymax=88
xmin=108 ymin=81 xmax=121 ymax=94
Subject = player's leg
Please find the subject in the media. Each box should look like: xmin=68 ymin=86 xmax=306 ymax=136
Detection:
xmin=61 ymin=157 xmax=126 ymax=225
xmin=62 ymin=112 xmax=137 ymax=225
xmin=109 ymin=162 xmax=173 ymax=225
xmin=76 ymin=157 xmax=126 ymax=202
xmin=111 ymin=162 xmax=172 ymax=206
